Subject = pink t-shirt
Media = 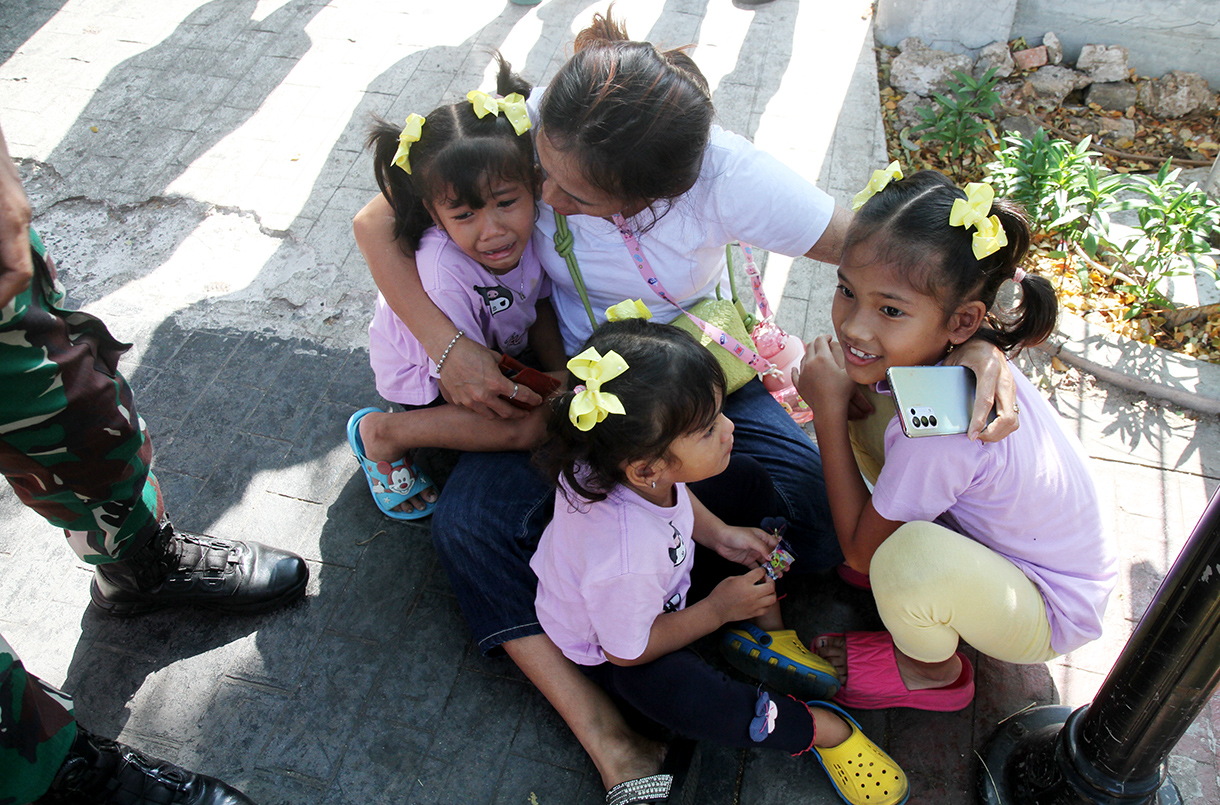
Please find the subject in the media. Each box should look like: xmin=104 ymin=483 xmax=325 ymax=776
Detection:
xmin=870 ymin=369 xmax=1116 ymax=654
xmin=531 ymin=480 xmax=696 ymax=666
xmin=368 ymin=226 xmax=550 ymax=404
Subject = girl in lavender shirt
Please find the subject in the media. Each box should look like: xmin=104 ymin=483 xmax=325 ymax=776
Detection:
xmin=797 ymin=170 xmax=1116 ymax=712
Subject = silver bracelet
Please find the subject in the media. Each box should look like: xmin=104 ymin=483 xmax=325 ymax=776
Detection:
xmin=435 ymin=330 xmax=465 ymax=375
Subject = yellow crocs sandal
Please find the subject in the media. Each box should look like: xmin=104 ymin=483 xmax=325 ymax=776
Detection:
xmin=721 ymin=622 xmax=840 ymax=700
xmin=808 ymin=700 xmax=909 ymax=805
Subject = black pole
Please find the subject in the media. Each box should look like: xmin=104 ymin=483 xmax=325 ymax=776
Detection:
xmin=981 ymin=487 xmax=1220 ymax=804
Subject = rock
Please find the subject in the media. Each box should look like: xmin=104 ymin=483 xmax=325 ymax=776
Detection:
xmin=1086 ymin=81 xmax=1138 ymax=112
xmin=890 ymin=45 xmax=974 ymax=97
xmin=1076 ymin=44 xmax=1129 ymax=84
xmin=975 ymin=41 xmax=1014 ymax=81
xmin=1098 ymin=117 xmax=1137 ymax=141
xmin=1026 ymin=65 xmax=1090 ymax=108
xmin=898 ymin=37 xmax=927 ymax=54
xmin=1044 ymin=32 xmax=1063 ymax=65
xmin=1068 ymin=115 xmax=1101 ymax=136
xmin=1013 ymin=45 xmax=1048 ymax=72
xmin=896 ymin=93 xmax=935 ymax=131
xmin=996 ymin=79 xmax=1032 ymax=113
xmin=1138 ymin=71 xmax=1216 ymax=118
xmin=1000 ymin=115 xmax=1042 ymax=140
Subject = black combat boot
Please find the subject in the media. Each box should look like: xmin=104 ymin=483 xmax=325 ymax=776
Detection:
xmin=90 ymin=520 xmax=308 ymax=616
xmin=38 ymin=726 xmax=256 ymax=804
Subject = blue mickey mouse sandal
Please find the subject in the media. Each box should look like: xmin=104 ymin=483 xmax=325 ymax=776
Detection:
xmin=346 ymin=407 xmax=437 ymax=521
xmin=721 ymin=622 xmax=841 ymax=700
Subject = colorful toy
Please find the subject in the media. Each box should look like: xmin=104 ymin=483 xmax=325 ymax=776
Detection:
xmin=759 ymin=516 xmax=796 ymax=580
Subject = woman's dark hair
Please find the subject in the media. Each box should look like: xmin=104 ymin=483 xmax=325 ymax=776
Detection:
xmin=537 ymin=318 xmax=726 ymax=504
xmin=846 ymin=169 xmax=1056 ymax=353
xmin=368 ymin=54 xmax=537 ymax=251
xmin=539 ymin=8 xmax=713 ymax=222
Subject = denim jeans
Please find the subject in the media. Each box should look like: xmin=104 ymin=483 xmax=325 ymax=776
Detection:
xmin=431 ymin=378 xmax=842 ymax=655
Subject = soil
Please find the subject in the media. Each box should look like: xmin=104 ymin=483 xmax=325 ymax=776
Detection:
xmin=874 ymin=45 xmax=1220 ymax=364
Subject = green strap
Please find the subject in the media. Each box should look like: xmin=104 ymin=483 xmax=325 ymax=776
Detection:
xmin=553 ymin=211 xmax=598 ymax=332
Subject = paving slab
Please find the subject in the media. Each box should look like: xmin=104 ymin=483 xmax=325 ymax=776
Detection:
xmin=2 ymin=1 xmax=1219 ymax=804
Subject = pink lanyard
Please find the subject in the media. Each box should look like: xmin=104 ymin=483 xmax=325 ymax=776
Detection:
xmin=740 ymin=243 xmax=772 ymax=320
xmin=611 ymin=214 xmax=772 ymax=374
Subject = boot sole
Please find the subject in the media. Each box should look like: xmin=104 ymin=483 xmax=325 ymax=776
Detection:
xmin=89 ymin=573 xmax=308 ymax=618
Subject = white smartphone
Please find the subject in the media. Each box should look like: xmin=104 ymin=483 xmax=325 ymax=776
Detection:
xmin=885 ymin=366 xmax=978 ymax=438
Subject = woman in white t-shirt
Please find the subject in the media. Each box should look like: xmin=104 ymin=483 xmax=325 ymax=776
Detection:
xmin=352 ymin=10 xmax=1017 ymax=800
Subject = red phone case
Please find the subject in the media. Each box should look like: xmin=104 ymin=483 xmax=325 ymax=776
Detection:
xmin=498 ymin=354 xmax=560 ymax=409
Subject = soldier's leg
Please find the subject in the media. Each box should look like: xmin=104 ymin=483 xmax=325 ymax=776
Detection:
xmin=0 ymin=635 xmax=76 ymax=805
xmin=1 ymin=232 xmax=307 ymax=616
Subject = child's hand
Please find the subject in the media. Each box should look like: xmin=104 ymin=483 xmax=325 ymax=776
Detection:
xmin=710 ymin=567 xmax=777 ymax=623
xmin=708 ymin=525 xmax=777 ymax=568
xmin=793 ymin=336 xmax=857 ymax=418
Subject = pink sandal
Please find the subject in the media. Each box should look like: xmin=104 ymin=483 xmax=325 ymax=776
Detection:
xmin=817 ymin=631 xmax=974 ymax=712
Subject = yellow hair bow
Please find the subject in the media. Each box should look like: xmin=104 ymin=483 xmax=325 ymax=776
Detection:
xmin=949 ymin=182 xmax=995 ymax=231
xmin=392 ymin=113 xmax=426 ymax=174
xmin=851 ymin=161 xmax=903 ymax=211
xmin=466 ymin=90 xmax=532 ymax=136
xmin=567 ymin=347 xmax=628 ymax=431
xmin=971 ymin=215 xmax=1008 ymax=260
xmin=605 ymin=299 xmax=652 ymax=322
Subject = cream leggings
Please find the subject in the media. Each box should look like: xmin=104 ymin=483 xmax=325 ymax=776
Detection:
xmin=850 ymin=388 xmax=1059 ymax=666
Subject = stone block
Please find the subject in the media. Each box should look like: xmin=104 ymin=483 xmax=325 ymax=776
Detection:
xmin=1086 ymin=81 xmax=1138 ymax=112
xmin=1077 ymin=44 xmax=1129 ymax=84
xmin=975 ymin=41 xmax=1015 ymax=81
xmin=1026 ymin=65 xmax=1089 ymax=108
xmin=1044 ymin=31 xmax=1063 ymax=65
xmin=1138 ymin=71 xmax=1216 ymax=118
xmin=1098 ymin=116 xmax=1136 ymax=142
xmin=889 ymin=44 xmax=974 ymax=97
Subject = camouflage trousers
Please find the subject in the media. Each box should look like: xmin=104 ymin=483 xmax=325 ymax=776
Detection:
xmin=0 ymin=636 xmax=75 ymax=805
xmin=0 ymin=229 xmax=163 ymax=562
xmin=0 ymin=230 xmax=165 ymax=803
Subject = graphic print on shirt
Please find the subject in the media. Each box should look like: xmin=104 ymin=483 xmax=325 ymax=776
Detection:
xmin=663 ymin=591 xmax=683 ymax=613
xmin=474 ymin=284 xmax=514 ymax=315
xmin=667 ymin=523 xmax=687 ymax=566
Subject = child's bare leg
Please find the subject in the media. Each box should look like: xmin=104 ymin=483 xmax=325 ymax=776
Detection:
xmin=811 ymin=707 xmax=852 ymax=748
xmin=814 ymin=634 xmax=961 ymax=691
xmin=359 ymin=405 xmax=547 ymax=512
xmin=503 ymin=634 xmax=665 ymax=791
xmin=751 ymin=598 xmax=783 ymax=632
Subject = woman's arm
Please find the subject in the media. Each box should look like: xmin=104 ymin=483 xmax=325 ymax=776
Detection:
xmin=946 ymin=340 xmax=1018 ymax=442
xmin=353 ymin=194 xmax=540 ymax=417
xmin=527 ymin=297 xmax=567 ymax=373
xmin=802 ymin=205 xmax=852 ymax=265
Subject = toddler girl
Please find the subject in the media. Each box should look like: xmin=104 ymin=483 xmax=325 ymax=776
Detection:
xmin=531 ymin=318 xmax=909 ymax=805
xmin=348 ymin=57 xmax=566 ymax=519
xmin=796 ymin=169 xmax=1116 ymax=711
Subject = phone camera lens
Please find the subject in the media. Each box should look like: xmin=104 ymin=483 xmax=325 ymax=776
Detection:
xmin=919 ymin=416 xmax=929 ymax=427
xmin=929 ymin=415 xmax=937 ymax=427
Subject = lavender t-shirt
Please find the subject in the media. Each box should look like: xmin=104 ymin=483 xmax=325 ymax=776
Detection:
xmin=369 ymin=226 xmax=550 ymax=404
xmin=531 ymin=481 xmax=696 ymax=666
xmin=870 ymin=369 xmax=1116 ymax=654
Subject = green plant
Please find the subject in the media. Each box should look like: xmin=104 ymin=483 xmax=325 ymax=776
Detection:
xmin=987 ymin=130 xmax=1119 ymax=241
xmin=912 ymin=67 xmax=1001 ymax=179
xmin=1108 ymin=161 xmax=1220 ymax=318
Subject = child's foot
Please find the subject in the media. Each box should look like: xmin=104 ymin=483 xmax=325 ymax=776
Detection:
xmin=813 ymin=631 xmax=974 ymax=711
xmin=814 ymin=634 xmax=960 ymax=691
xmin=807 ymin=700 xmax=909 ymax=805
xmin=357 ymin=411 xmax=438 ymax=513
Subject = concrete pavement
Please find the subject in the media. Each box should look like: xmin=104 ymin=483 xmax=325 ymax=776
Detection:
xmin=2 ymin=1 xmax=1218 ymax=803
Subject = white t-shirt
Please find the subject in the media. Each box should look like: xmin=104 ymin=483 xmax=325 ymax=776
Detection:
xmin=871 ymin=369 xmax=1116 ymax=654
xmin=368 ymin=227 xmax=550 ymax=404
xmin=531 ymin=480 xmax=697 ymax=666
xmin=527 ymin=91 xmax=835 ymax=353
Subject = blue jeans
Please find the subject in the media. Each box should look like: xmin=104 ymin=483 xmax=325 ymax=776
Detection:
xmin=431 ymin=379 xmax=842 ymax=655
